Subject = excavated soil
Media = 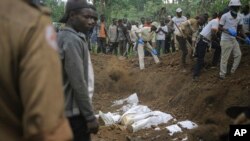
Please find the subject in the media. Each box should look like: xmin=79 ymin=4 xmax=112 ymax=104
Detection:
xmin=91 ymin=45 xmax=250 ymax=141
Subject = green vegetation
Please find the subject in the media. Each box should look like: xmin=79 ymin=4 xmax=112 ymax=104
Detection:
xmin=45 ymin=0 xmax=249 ymax=22
xmin=44 ymin=0 xmax=65 ymax=22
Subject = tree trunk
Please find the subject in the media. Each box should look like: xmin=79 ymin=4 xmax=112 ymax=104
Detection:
xmin=100 ymin=0 xmax=105 ymax=15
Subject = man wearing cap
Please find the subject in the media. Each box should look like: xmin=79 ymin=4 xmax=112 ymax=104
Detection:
xmin=0 ymin=0 xmax=73 ymax=140
xmin=58 ymin=0 xmax=99 ymax=140
xmin=136 ymin=22 xmax=160 ymax=70
xmin=219 ymin=0 xmax=250 ymax=79
xmin=169 ymin=8 xmax=187 ymax=52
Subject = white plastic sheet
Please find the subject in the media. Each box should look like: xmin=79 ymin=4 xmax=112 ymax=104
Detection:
xmin=100 ymin=93 xmax=198 ymax=134
xmin=166 ymin=124 xmax=183 ymax=136
xmin=125 ymin=111 xmax=173 ymax=132
xmin=112 ymin=93 xmax=139 ymax=106
xmin=178 ymin=120 xmax=198 ymax=129
xmin=99 ymin=111 xmax=121 ymax=126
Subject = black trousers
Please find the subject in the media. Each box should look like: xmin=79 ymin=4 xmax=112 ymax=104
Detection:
xmin=211 ymin=41 xmax=221 ymax=66
xmin=97 ymin=37 xmax=106 ymax=54
xmin=109 ymin=42 xmax=118 ymax=55
xmin=68 ymin=115 xmax=91 ymax=141
xmin=164 ymin=35 xmax=171 ymax=53
xmin=176 ymin=36 xmax=188 ymax=67
xmin=193 ymin=39 xmax=209 ymax=77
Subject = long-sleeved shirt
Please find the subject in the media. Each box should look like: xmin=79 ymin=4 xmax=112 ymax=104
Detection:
xmin=57 ymin=27 xmax=95 ymax=121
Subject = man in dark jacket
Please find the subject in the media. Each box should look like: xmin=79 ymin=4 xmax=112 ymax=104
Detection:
xmin=58 ymin=0 xmax=99 ymax=141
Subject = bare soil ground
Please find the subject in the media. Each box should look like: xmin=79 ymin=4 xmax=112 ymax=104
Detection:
xmin=91 ymin=45 xmax=250 ymax=141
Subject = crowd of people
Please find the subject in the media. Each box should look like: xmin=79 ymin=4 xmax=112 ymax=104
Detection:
xmin=0 ymin=0 xmax=250 ymax=141
xmin=88 ymin=0 xmax=250 ymax=81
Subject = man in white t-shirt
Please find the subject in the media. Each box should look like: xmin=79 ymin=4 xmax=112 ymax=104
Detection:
xmin=193 ymin=15 xmax=220 ymax=81
xmin=169 ymin=8 xmax=187 ymax=51
xmin=219 ymin=0 xmax=250 ymax=79
xmin=156 ymin=18 xmax=168 ymax=56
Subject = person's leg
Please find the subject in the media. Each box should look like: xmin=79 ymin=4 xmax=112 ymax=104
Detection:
xmin=97 ymin=37 xmax=101 ymax=53
xmin=174 ymin=34 xmax=180 ymax=51
xmin=145 ymin=42 xmax=160 ymax=64
xmin=220 ymin=40 xmax=233 ymax=78
xmin=119 ymin=40 xmax=125 ymax=55
xmin=118 ymin=40 xmax=122 ymax=56
xmin=231 ymin=40 xmax=242 ymax=73
xmin=128 ymin=43 xmax=132 ymax=57
xmin=193 ymin=40 xmax=208 ymax=78
xmin=123 ymin=40 xmax=128 ymax=55
xmin=171 ymin=35 xmax=175 ymax=52
xmin=123 ymin=42 xmax=129 ymax=57
xmin=156 ymin=40 xmax=161 ymax=55
xmin=123 ymin=40 xmax=127 ymax=55
xmin=133 ymin=42 xmax=138 ymax=57
xmin=160 ymin=40 xmax=165 ymax=55
xmin=212 ymin=41 xmax=221 ymax=66
xmin=165 ymin=36 xmax=170 ymax=54
xmin=101 ymin=38 xmax=106 ymax=54
xmin=138 ymin=44 xmax=145 ymax=70
xmin=176 ymin=36 xmax=188 ymax=67
xmin=68 ymin=116 xmax=91 ymax=141
xmin=114 ymin=42 xmax=118 ymax=56
xmin=108 ymin=42 xmax=113 ymax=54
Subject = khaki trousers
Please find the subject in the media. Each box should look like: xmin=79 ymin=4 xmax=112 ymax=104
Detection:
xmin=220 ymin=39 xmax=242 ymax=77
xmin=138 ymin=42 xmax=160 ymax=70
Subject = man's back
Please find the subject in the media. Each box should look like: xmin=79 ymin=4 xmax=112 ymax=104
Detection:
xmin=0 ymin=0 xmax=72 ymax=140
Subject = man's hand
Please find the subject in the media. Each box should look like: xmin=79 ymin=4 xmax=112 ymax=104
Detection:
xmin=151 ymin=48 xmax=158 ymax=55
xmin=87 ymin=118 xmax=99 ymax=134
xmin=138 ymin=38 xmax=144 ymax=45
xmin=227 ymin=28 xmax=237 ymax=37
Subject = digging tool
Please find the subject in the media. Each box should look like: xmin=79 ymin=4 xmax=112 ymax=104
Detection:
xmin=172 ymin=21 xmax=196 ymax=56
xmin=223 ymin=30 xmax=250 ymax=43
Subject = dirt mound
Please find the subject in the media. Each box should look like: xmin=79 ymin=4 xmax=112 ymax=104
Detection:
xmin=91 ymin=46 xmax=250 ymax=141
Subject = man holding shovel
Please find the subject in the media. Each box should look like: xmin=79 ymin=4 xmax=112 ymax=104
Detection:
xmin=174 ymin=16 xmax=205 ymax=72
xmin=136 ymin=22 xmax=160 ymax=70
xmin=219 ymin=0 xmax=250 ymax=79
